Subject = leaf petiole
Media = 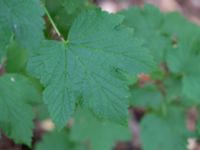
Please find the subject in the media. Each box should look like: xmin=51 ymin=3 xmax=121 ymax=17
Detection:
xmin=42 ymin=4 xmax=66 ymax=42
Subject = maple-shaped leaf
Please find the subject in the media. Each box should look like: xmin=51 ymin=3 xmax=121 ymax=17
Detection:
xmin=140 ymin=107 xmax=189 ymax=150
xmin=71 ymin=108 xmax=131 ymax=150
xmin=0 ymin=74 xmax=41 ymax=146
xmin=0 ymin=0 xmax=44 ymax=60
xmin=28 ymin=9 xmax=155 ymax=129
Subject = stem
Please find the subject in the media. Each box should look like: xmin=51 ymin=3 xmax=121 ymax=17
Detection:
xmin=43 ymin=5 xmax=65 ymax=42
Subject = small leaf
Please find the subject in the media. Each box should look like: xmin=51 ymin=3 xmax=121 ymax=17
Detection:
xmin=0 ymin=74 xmax=41 ymax=146
xmin=140 ymin=107 xmax=189 ymax=150
xmin=167 ymin=35 xmax=200 ymax=102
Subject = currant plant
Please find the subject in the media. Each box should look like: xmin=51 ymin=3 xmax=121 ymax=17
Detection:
xmin=0 ymin=0 xmax=200 ymax=150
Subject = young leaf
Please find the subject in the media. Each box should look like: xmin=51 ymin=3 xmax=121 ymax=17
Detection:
xmin=28 ymin=9 xmax=155 ymax=129
xmin=0 ymin=74 xmax=41 ymax=146
xmin=140 ymin=108 xmax=189 ymax=150
xmin=71 ymin=108 xmax=131 ymax=150
xmin=0 ymin=0 xmax=44 ymax=55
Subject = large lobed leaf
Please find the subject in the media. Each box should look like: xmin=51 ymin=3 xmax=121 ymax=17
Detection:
xmin=28 ymin=9 xmax=155 ymax=128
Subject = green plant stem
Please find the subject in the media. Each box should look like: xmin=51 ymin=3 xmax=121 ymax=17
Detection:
xmin=43 ymin=5 xmax=65 ymax=42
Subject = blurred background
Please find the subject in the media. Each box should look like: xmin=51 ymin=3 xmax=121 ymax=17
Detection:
xmin=95 ymin=0 xmax=200 ymax=24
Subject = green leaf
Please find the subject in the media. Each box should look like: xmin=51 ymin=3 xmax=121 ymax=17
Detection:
xmin=163 ymin=76 xmax=183 ymax=102
xmin=120 ymin=4 xmax=169 ymax=64
xmin=63 ymin=0 xmax=88 ymax=14
xmin=36 ymin=130 xmax=85 ymax=150
xmin=0 ymin=0 xmax=44 ymax=58
xmin=35 ymin=103 xmax=50 ymax=121
xmin=6 ymin=41 xmax=28 ymax=73
xmin=71 ymin=108 xmax=131 ymax=150
xmin=0 ymin=74 xmax=41 ymax=146
xmin=28 ymin=9 xmax=155 ymax=128
xmin=129 ymin=83 xmax=162 ymax=109
xmin=162 ymin=12 xmax=200 ymax=41
xmin=196 ymin=116 xmax=200 ymax=136
xmin=0 ymin=26 xmax=12 ymax=61
xmin=167 ymin=35 xmax=200 ymax=101
xmin=140 ymin=108 xmax=189 ymax=150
